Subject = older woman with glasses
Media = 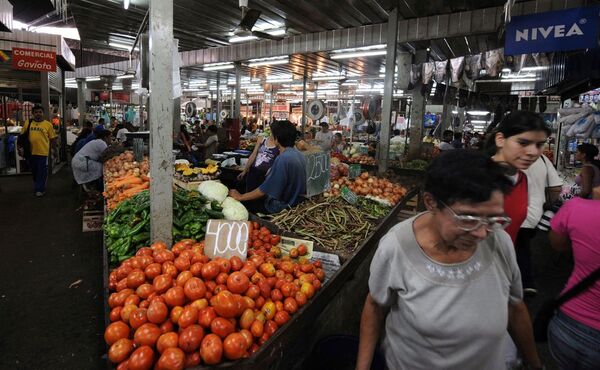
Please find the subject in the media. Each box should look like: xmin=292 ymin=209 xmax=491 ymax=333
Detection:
xmin=356 ymin=150 xmax=543 ymax=370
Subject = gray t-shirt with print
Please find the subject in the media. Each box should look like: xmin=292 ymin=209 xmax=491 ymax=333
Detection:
xmin=369 ymin=215 xmax=523 ymax=370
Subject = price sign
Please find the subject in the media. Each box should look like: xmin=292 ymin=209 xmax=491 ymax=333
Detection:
xmin=204 ymin=220 xmax=250 ymax=261
xmin=341 ymin=186 xmax=358 ymax=204
xmin=304 ymin=150 xmax=330 ymax=197
xmin=348 ymin=164 xmax=361 ymax=179
xmin=358 ymin=146 xmax=368 ymax=155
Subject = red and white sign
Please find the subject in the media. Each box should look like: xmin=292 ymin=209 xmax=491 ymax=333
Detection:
xmin=11 ymin=48 xmax=56 ymax=72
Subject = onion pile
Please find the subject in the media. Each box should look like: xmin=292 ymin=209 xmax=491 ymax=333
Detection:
xmin=326 ymin=173 xmax=407 ymax=205
xmin=104 ymin=151 xmax=150 ymax=184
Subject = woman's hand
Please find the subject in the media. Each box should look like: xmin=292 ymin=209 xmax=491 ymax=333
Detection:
xmin=237 ymin=169 xmax=247 ymax=181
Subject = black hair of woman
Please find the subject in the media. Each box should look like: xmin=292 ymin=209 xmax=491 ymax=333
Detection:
xmin=484 ymin=110 xmax=550 ymax=156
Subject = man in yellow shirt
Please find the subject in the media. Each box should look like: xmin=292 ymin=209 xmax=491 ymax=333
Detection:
xmin=20 ymin=105 xmax=57 ymax=196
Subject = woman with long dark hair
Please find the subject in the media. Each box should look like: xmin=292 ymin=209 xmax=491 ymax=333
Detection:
xmin=574 ymin=143 xmax=600 ymax=198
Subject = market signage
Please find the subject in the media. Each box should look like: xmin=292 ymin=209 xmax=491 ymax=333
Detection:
xmin=11 ymin=47 xmax=56 ymax=72
xmin=505 ymin=6 xmax=600 ymax=54
xmin=204 ymin=220 xmax=250 ymax=261
xmin=304 ymin=151 xmax=330 ymax=197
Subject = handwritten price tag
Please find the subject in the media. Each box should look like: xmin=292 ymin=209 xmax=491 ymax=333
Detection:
xmin=341 ymin=186 xmax=358 ymax=205
xmin=204 ymin=220 xmax=250 ymax=261
xmin=304 ymin=151 xmax=330 ymax=197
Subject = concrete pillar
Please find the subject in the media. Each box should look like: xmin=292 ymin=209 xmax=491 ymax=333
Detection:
xmin=301 ymin=74 xmax=307 ymax=134
xmin=378 ymin=7 xmax=398 ymax=174
xmin=149 ymin=0 xmax=174 ymax=246
xmin=216 ymin=72 xmax=221 ymax=125
xmin=76 ymin=78 xmax=86 ymax=126
xmin=408 ymin=50 xmax=427 ymax=160
xmin=60 ymin=69 xmax=67 ymax=161
xmin=234 ymin=63 xmax=241 ymax=120
xmin=109 ymin=90 xmax=113 ymax=120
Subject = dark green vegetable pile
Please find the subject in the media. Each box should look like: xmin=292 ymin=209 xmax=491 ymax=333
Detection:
xmin=104 ymin=189 xmax=223 ymax=263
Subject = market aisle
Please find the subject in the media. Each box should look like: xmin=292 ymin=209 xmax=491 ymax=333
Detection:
xmin=0 ymin=168 xmax=105 ymax=370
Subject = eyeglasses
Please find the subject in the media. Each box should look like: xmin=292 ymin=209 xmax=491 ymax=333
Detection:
xmin=438 ymin=200 xmax=511 ymax=232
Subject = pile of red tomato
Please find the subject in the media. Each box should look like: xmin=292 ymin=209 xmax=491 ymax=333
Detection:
xmin=105 ymin=232 xmax=324 ymax=369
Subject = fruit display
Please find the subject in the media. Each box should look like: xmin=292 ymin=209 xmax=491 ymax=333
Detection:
xmin=329 ymin=157 xmax=349 ymax=181
xmin=239 ymin=139 xmax=255 ymax=152
xmin=326 ymin=173 xmax=407 ymax=206
xmin=268 ymin=196 xmax=378 ymax=256
xmin=331 ymin=152 xmax=349 ymax=163
xmin=175 ymin=162 xmax=220 ymax=182
xmin=105 ymin=238 xmax=324 ymax=368
xmin=345 ymin=155 xmax=376 ymax=166
xmin=103 ymin=151 xmax=151 ymax=211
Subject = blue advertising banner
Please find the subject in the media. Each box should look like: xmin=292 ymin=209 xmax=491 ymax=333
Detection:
xmin=505 ymin=6 xmax=600 ymax=55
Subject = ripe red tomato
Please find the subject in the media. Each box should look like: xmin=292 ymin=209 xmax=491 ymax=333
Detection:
xmin=265 ymin=320 xmax=278 ymax=336
xmin=147 ymin=300 xmax=168 ymax=324
xmin=152 ymin=274 xmax=173 ymax=294
xmin=239 ymin=329 xmax=253 ymax=349
xmin=156 ymin=332 xmax=178 ymax=354
xmin=130 ymin=308 xmax=148 ymax=329
xmin=295 ymin=292 xmax=307 ymax=307
xmin=151 ymin=241 xmax=168 ymax=251
xmin=297 ymin=244 xmax=308 ymax=256
xmin=109 ymin=307 xmax=122 ymax=322
xmin=216 ymin=272 xmax=229 ymax=285
xmin=170 ymin=306 xmax=183 ymax=324
xmin=144 ymin=263 xmax=162 ymax=280
xmin=184 ymin=351 xmax=201 ymax=367
xmin=223 ymin=333 xmax=247 ymax=360
xmin=189 ymin=262 xmax=203 ymax=277
xmin=162 ymin=262 xmax=178 ymax=278
xmin=283 ymin=297 xmax=298 ymax=314
xmin=198 ymin=307 xmax=217 ymax=328
xmin=245 ymin=284 xmax=260 ymax=299
xmin=175 ymin=270 xmax=193 ymax=287
xmin=241 ymin=262 xmax=257 ymax=278
xmin=128 ymin=345 xmax=154 ymax=370
xmin=314 ymin=268 xmax=326 ymax=282
xmin=126 ymin=269 xmax=146 ymax=289
xmin=177 ymin=305 xmax=199 ymax=328
xmin=178 ymin=324 xmax=204 ymax=352
xmin=227 ymin=272 xmax=250 ymax=294
xmin=201 ymin=261 xmax=220 ymax=280
xmin=262 ymin=301 xmax=276 ymax=320
xmin=258 ymin=280 xmax=271 ymax=299
xmin=239 ymin=308 xmax=255 ymax=330
xmin=300 ymin=282 xmax=315 ymax=299
xmin=200 ymin=333 xmax=223 ymax=365
xmin=210 ymin=317 xmax=235 ymax=339
xmin=183 ymin=277 xmax=207 ymax=301
xmin=173 ymin=256 xmax=191 ymax=272
xmin=259 ymin=263 xmax=276 ymax=277
xmin=136 ymin=283 xmax=154 ymax=299
xmin=153 ymin=249 xmax=175 ymax=264
xmin=164 ymin=286 xmax=185 ymax=307
xmin=230 ymin=256 xmax=243 ymax=271
xmin=159 ymin=320 xmax=174 ymax=334
xmin=136 ymin=247 xmax=153 ymax=257
xmin=156 ymin=347 xmax=185 ymax=370
xmin=271 ymin=288 xmax=283 ymax=302
xmin=212 ymin=291 xmax=239 ymax=318
xmin=274 ymin=310 xmax=291 ymax=326
xmin=215 ymin=258 xmax=231 ymax=274
xmin=108 ymin=338 xmax=134 ymax=364
xmin=270 ymin=235 xmax=281 ymax=245
xmin=250 ymin=320 xmax=264 ymax=338
xmin=133 ymin=323 xmax=162 ymax=347
xmin=104 ymin=321 xmax=130 ymax=345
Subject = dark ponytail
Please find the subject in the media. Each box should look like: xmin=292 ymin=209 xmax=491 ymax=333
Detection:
xmin=483 ymin=110 xmax=550 ymax=157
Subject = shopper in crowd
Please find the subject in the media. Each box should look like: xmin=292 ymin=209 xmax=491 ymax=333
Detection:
xmin=71 ymin=129 xmax=111 ymax=190
xmin=519 ymin=154 xmax=563 ymax=295
xmin=96 ymin=117 xmax=106 ymax=131
xmin=439 ymin=129 xmax=454 ymax=151
xmin=71 ymin=121 xmax=93 ymax=157
xmin=110 ymin=116 xmax=118 ymax=129
xmin=452 ymin=131 xmax=464 ymax=149
xmin=332 ymin=132 xmax=345 ymax=153
xmin=315 ymin=122 xmax=333 ymax=151
xmin=237 ymin=122 xmax=280 ymax=192
xmin=422 ymin=128 xmax=436 ymax=143
xmin=194 ymin=125 xmax=219 ymax=162
xmin=485 ymin=110 xmax=550 ymax=244
xmin=574 ymin=143 xmax=600 ymax=198
xmin=229 ymin=120 xmax=306 ymax=214
xmin=116 ymin=124 xmax=129 ymax=143
xmin=547 ymin=191 xmax=600 ymax=370
xmin=19 ymin=105 xmax=57 ymax=197
xmin=356 ymin=150 xmax=543 ymax=370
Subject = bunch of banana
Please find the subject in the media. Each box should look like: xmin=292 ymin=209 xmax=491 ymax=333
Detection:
xmin=200 ymin=164 xmax=219 ymax=175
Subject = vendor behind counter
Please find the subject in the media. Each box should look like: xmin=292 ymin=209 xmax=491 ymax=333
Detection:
xmin=229 ymin=120 xmax=306 ymax=214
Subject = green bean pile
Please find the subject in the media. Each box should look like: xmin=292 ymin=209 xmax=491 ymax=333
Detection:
xmin=268 ymin=197 xmax=382 ymax=256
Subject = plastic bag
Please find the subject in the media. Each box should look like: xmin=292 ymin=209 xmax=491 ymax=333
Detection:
xmin=422 ymin=62 xmax=434 ymax=84
xmin=434 ymin=61 xmax=447 ymax=83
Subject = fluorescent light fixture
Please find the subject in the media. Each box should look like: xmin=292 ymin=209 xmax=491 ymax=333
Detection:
xmin=333 ymin=44 xmax=386 ymax=53
xmin=248 ymin=56 xmax=288 ymax=67
xmin=521 ymin=66 xmax=549 ymax=72
xmin=113 ymin=85 xmax=123 ymax=91
xmin=502 ymin=68 xmax=511 ymax=73
xmin=266 ymin=29 xmax=286 ymax=36
xmin=342 ymin=81 xmax=358 ymax=86
xmin=502 ymin=73 xmax=536 ymax=79
xmin=275 ymin=90 xmax=297 ymax=94
xmin=116 ymin=74 xmax=135 ymax=80
xmin=266 ymin=78 xmax=293 ymax=83
xmin=331 ymin=49 xmax=386 ymax=60
xmin=500 ymin=78 xmax=536 ymax=83
xmin=470 ymin=120 xmax=488 ymax=124
xmin=312 ymin=75 xmax=345 ymax=81
xmin=203 ymin=63 xmax=234 ymax=71
xmin=12 ymin=20 xmax=80 ymax=40
xmin=356 ymin=88 xmax=384 ymax=93
xmin=86 ymin=76 xmax=101 ymax=82
xmin=66 ymin=85 xmax=78 ymax=89
xmin=467 ymin=111 xmax=490 ymax=115
xmin=229 ymin=36 xmax=258 ymax=43
xmin=109 ymin=42 xmax=138 ymax=51
xmin=124 ymin=0 xmax=129 ymax=10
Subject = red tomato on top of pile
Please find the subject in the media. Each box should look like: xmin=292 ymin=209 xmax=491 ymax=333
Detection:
xmin=106 ymin=230 xmax=324 ymax=368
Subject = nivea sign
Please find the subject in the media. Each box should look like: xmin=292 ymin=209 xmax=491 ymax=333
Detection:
xmin=505 ymin=6 xmax=600 ymax=55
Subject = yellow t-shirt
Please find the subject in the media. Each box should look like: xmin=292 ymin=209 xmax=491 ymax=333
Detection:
xmin=21 ymin=120 xmax=57 ymax=156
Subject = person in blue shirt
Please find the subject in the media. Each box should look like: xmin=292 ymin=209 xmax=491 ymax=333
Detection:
xmin=229 ymin=120 xmax=307 ymax=214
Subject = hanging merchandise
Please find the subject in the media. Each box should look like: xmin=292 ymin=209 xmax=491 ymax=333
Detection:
xmin=220 ymin=109 xmax=230 ymax=120
xmin=484 ymin=49 xmax=504 ymax=77
xmin=306 ymin=100 xmax=326 ymax=121
xmin=464 ymin=54 xmax=482 ymax=80
xmin=410 ymin=64 xmax=422 ymax=87
xmin=449 ymin=57 xmax=465 ymax=84
xmin=434 ymin=60 xmax=447 ymax=83
xmin=352 ymin=110 xmax=365 ymax=126
xmin=422 ymin=62 xmax=434 ymax=84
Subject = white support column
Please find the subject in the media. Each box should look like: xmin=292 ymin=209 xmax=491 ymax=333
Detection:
xmin=301 ymin=74 xmax=307 ymax=134
xmin=149 ymin=0 xmax=174 ymax=246
xmin=216 ymin=72 xmax=221 ymax=125
xmin=378 ymin=7 xmax=398 ymax=174
xmin=408 ymin=50 xmax=428 ymax=160
xmin=76 ymin=78 xmax=86 ymax=126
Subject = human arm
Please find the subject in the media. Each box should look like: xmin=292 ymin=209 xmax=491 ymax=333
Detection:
xmin=507 ymin=302 xmax=543 ymax=369
xmin=237 ymin=136 xmax=263 ymax=180
xmin=549 ymin=231 xmax=571 ymax=253
xmin=578 ymin=166 xmax=594 ymax=198
xmin=355 ymin=294 xmax=387 ymax=370
xmin=549 ymin=201 xmax=572 ymax=253
xmin=228 ymin=188 xmax=265 ymax=202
